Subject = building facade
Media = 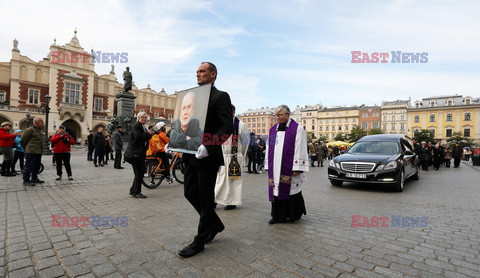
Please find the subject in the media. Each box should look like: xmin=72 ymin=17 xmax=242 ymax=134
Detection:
xmin=358 ymin=105 xmax=381 ymax=133
xmin=408 ymin=95 xmax=480 ymax=143
xmin=0 ymin=32 xmax=175 ymax=140
xmin=238 ymin=107 xmax=276 ymax=135
xmin=380 ymin=100 xmax=410 ymax=134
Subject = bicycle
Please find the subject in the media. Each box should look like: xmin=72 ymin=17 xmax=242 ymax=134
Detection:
xmin=142 ymin=152 xmax=185 ymax=189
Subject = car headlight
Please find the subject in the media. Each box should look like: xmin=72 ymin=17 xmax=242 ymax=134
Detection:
xmin=384 ymin=161 xmax=397 ymax=170
xmin=329 ymin=160 xmax=336 ymax=167
xmin=376 ymin=164 xmax=385 ymax=171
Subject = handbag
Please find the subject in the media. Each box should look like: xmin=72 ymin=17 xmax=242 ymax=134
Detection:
xmin=124 ymin=143 xmax=138 ymax=164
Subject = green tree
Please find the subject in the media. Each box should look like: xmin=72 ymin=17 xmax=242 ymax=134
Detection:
xmin=348 ymin=126 xmax=367 ymax=142
xmin=413 ymin=129 xmax=434 ymax=143
xmin=446 ymin=132 xmax=475 ymax=147
xmin=306 ymin=132 xmax=317 ymax=143
xmin=369 ymin=128 xmax=384 ymax=135
xmin=317 ymin=135 xmax=328 ymax=143
xmin=334 ymin=133 xmax=345 ymax=141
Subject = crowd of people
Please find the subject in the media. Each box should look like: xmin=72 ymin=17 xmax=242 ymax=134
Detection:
xmin=414 ymin=140 xmax=470 ymax=170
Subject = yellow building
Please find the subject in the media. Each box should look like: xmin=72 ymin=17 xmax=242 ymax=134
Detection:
xmin=408 ymin=95 xmax=480 ymax=143
xmin=0 ymin=31 xmax=176 ymax=140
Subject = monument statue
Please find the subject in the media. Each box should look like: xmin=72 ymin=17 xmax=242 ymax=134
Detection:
xmin=123 ymin=67 xmax=132 ymax=92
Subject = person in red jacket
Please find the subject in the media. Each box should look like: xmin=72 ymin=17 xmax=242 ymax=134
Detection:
xmin=49 ymin=125 xmax=76 ymax=180
xmin=0 ymin=121 xmax=17 ymax=176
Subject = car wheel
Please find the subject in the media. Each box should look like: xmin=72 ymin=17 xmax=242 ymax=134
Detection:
xmin=394 ymin=169 xmax=404 ymax=192
xmin=411 ymin=166 xmax=419 ymax=180
xmin=330 ymin=179 xmax=343 ymax=186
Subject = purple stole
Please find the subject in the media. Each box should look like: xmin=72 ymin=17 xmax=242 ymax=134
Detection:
xmin=268 ymin=119 xmax=298 ymax=202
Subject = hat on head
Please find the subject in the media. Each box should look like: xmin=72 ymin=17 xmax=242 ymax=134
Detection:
xmin=116 ymin=125 xmax=123 ymax=129
xmin=1 ymin=122 xmax=11 ymax=127
xmin=59 ymin=125 xmax=65 ymax=129
xmin=155 ymin=122 xmax=165 ymax=130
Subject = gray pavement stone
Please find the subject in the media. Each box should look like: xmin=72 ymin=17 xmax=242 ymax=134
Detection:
xmin=36 ymin=255 xmax=60 ymax=270
xmin=38 ymin=265 xmax=65 ymax=278
xmin=8 ymin=265 xmax=36 ymax=278
xmin=66 ymin=262 xmax=91 ymax=277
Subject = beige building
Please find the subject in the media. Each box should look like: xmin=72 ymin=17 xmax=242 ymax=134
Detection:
xmin=380 ymin=100 xmax=410 ymax=134
xmin=300 ymin=105 xmax=359 ymax=141
xmin=0 ymin=31 xmax=176 ymax=141
xmin=238 ymin=107 xmax=276 ymax=135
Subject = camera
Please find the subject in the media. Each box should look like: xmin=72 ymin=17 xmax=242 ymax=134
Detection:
xmin=62 ymin=133 xmax=71 ymax=143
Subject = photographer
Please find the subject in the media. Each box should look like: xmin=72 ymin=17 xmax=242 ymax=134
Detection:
xmin=49 ymin=125 xmax=76 ymax=180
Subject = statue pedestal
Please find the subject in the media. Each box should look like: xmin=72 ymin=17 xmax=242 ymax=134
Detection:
xmin=115 ymin=91 xmax=137 ymax=147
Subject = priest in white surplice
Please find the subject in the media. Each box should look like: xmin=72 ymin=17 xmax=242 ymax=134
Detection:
xmin=265 ymin=105 xmax=309 ymax=224
xmin=215 ymin=105 xmax=250 ymax=210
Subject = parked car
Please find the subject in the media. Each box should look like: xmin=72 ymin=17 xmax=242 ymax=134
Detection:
xmin=328 ymin=134 xmax=419 ymax=192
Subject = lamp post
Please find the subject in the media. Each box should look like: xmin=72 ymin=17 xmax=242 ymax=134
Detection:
xmin=43 ymin=95 xmax=52 ymax=155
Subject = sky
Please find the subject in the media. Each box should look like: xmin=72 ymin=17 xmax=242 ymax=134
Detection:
xmin=1 ymin=0 xmax=479 ymax=114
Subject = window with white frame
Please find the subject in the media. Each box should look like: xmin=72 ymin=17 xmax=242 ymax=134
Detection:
xmin=373 ymin=122 xmax=379 ymax=129
xmin=429 ymin=114 xmax=436 ymax=122
xmin=154 ymin=112 xmax=159 ymax=118
xmin=414 ymin=115 xmax=420 ymax=123
xmin=392 ymin=115 xmax=396 ymax=121
xmin=401 ymin=115 xmax=405 ymax=121
xmin=373 ymin=112 xmax=379 ymax=118
xmin=94 ymin=98 xmax=103 ymax=112
xmin=361 ymin=122 xmax=368 ymax=129
xmin=383 ymin=124 xmax=387 ymax=130
xmin=464 ymin=112 xmax=471 ymax=121
xmin=400 ymin=124 xmax=405 ymax=130
xmin=446 ymin=113 xmax=452 ymax=122
xmin=0 ymin=91 xmax=5 ymax=102
xmin=28 ymin=89 xmax=39 ymax=104
xmin=65 ymin=82 xmax=81 ymax=104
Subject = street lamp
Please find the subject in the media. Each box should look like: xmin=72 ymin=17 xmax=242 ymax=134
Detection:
xmin=43 ymin=95 xmax=52 ymax=155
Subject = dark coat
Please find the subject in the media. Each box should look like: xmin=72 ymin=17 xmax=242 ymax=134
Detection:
xmin=184 ymin=86 xmax=233 ymax=168
xmin=87 ymin=134 xmax=94 ymax=148
xmin=113 ymin=130 xmax=123 ymax=150
xmin=129 ymin=121 xmax=152 ymax=159
xmin=92 ymin=132 xmax=105 ymax=148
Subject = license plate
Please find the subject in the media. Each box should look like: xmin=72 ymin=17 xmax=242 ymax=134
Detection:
xmin=346 ymin=173 xmax=366 ymax=179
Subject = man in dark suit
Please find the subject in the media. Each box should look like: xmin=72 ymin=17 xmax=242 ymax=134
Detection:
xmin=178 ymin=62 xmax=233 ymax=258
xmin=128 ymin=112 xmax=154 ymax=198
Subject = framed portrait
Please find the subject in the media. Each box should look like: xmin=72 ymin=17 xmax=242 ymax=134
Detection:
xmin=168 ymin=84 xmax=211 ymax=154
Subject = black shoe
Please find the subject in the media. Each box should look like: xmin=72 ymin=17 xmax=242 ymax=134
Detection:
xmin=99 ymin=164 xmax=104 ymax=167
xmin=4 ymin=172 xmax=16 ymax=177
xmin=31 ymin=179 xmax=45 ymax=184
xmin=205 ymin=224 xmax=225 ymax=244
xmin=247 ymin=171 xmax=253 ymax=174
xmin=133 ymin=193 xmax=147 ymax=198
xmin=253 ymin=172 xmax=259 ymax=174
xmin=94 ymin=163 xmax=98 ymax=167
xmin=269 ymin=218 xmax=287 ymax=225
xmin=23 ymin=181 xmax=35 ymax=186
xmin=117 ymin=167 xmax=124 ymax=169
xmin=224 ymin=205 xmax=237 ymax=210
xmin=178 ymin=242 xmax=204 ymax=258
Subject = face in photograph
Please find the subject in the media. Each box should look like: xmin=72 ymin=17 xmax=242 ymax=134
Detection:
xmin=181 ymin=91 xmax=195 ymax=131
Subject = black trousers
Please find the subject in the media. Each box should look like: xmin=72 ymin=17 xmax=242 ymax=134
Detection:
xmin=12 ymin=150 xmax=25 ymax=172
xmin=130 ymin=157 xmax=146 ymax=195
xmin=94 ymin=147 xmax=105 ymax=164
xmin=454 ymin=156 xmax=461 ymax=167
xmin=184 ymin=161 xmax=224 ymax=244
xmin=247 ymin=154 xmax=257 ymax=172
xmin=114 ymin=149 xmax=122 ymax=168
xmin=445 ymin=159 xmax=451 ymax=167
xmin=54 ymin=153 xmax=72 ymax=176
xmin=87 ymin=147 xmax=94 ymax=160
xmin=23 ymin=153 xmax=42 ymax=181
